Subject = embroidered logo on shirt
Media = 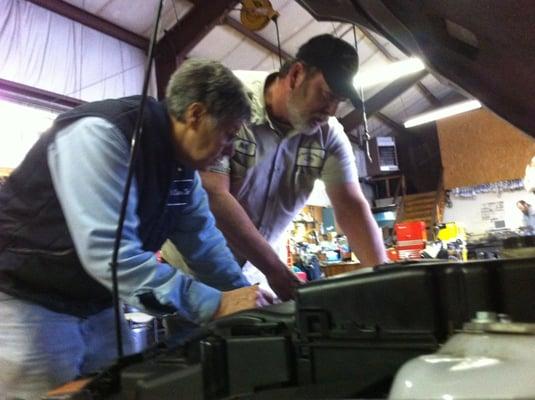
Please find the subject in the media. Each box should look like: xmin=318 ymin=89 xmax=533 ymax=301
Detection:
xmin=234 ymin=138 xmax=256 ymax=157
xmin=167 ymin=179 xmax=193 ymax=207
xmin=208 ymin=157 xmax=230 ymax=174
xmin=297 ymin=147 xmax=326 ymax=168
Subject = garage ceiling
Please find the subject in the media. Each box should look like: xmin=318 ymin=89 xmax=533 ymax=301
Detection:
xmin=28 ymin=0 xmax=461 ymax=137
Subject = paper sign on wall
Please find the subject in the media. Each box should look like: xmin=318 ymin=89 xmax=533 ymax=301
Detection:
xmin=481 ymin=201 xmax=504 ymax=222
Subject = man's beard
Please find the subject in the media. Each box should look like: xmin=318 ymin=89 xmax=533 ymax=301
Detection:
xmin=287 ymin=103 xmax=309 ymax=131
xmin=287 ymin=94 xmax=319 ymax=132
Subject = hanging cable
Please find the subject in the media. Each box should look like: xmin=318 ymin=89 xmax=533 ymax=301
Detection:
xmin=352 ymin=25 xmax=372 ymax=162
xmin=109 ymin=0 xmax=164 ymax=359
xmin=273 ymin=16 xmax=283 ymax=69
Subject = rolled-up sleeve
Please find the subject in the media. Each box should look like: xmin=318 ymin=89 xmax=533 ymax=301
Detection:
xmin=169 ymin=172 xmax=250 ymax=290
xmin=321 ymin=117 xmax=359 ymax=185
xmin=47 ymin=117 xmax=221 ymax=323
xmin=207 ymin=155 xmax=231 ymax=175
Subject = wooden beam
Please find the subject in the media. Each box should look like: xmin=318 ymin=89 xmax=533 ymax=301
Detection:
xmin=154 ymin=0 xmax=239 ymax=98
xmin=359 ymin=28 xmax=397 ymax=63
xmin=373 ymin=93 xmax=466 ymax=136
xmin=26 ymin=0 xmax=149 ymax=51
xmin=156 ymin=0 xmax=239 ymax=63
xmin=359 ymin=26 xmax=441 ymax=106
xmin=224 ymin=17 xmax=293 ymax=61
xmin=0 ymin=78 xmax=84 ymax=112
xmin=340 ymin=69 xmax=428 ymax=132
xmin=375 ymin=112 xmax=406 ymax=135
xmin=366 ymin=70 xmax=428 ymax=112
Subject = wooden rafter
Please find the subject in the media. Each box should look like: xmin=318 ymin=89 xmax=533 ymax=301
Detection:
xmin=0 ymin=78 xmax=84 ymax=112
xmin=340 ymin=70 xmax=428 ymax=133
xmin=154 ymin=0 xmax=240 ymax=98
xmin=375 ymin=112 xmax=406 ymax=135
xmin=224 ymin=17 xmax=293 ymax=61
xmin=359 ymin=26 xmax=441 ymax=106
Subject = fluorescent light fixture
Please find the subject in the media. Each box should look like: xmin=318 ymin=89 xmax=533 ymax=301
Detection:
xmin=353 ymin=57 xmax=425 ymax=90
xmin=403 ymin=99 xmax=482 ymax=128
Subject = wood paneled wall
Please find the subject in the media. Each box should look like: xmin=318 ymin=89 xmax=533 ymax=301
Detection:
xmin=437 ymin=109 xmax=535 ymax=189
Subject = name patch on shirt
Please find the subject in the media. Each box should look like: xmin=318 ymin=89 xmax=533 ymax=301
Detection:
xmin=297 ymin=147 xmax=326 ymax=168
xmin=167 ymin=179 xmax=193 ymax=207
xmin=234 ymin=138 xmax=256 ymax=157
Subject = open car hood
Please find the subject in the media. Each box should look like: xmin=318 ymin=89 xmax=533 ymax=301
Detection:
xmin=297 ymin=0 xmax=535 ymax=137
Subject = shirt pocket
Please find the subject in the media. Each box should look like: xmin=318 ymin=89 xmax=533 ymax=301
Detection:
xmin=231 ymin=138 xmax=257 ymax=179
xmin=294 ymin=147 xmax=326 ymax=190
xmin=296 ymin=146 xmax=325 ymax=173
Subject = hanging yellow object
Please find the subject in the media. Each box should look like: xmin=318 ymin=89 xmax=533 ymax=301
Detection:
xmin=240 ymin=0 xmax=279 ymax=31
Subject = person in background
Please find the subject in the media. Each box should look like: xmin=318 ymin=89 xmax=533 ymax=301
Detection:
xmin=200 ymin=34 xmax=388 ymax=300
xmin=0 ymin=59 xmax=271 ymax=398
xmin=522 ymin=155 xmax=535 ymax=194
xmin=517 ymin=200 xmax=535 ymax=233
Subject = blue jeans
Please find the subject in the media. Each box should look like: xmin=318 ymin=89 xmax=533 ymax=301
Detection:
xmin=0 ymin=292 xmax=133 ymax=400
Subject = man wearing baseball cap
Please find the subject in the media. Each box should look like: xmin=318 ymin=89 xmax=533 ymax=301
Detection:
xmin=197 ymin=34 xmax=387 ymax=299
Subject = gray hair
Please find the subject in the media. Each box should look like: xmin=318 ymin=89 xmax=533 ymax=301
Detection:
xmin=165 ymin=59 xmax=251 ymax=124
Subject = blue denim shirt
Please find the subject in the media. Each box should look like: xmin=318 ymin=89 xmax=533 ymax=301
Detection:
xmin=47 ymin=117 xmax=249 ymax=323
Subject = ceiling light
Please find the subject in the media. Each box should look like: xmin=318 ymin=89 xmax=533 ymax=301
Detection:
xmin=353 ymin=57 xmax=425 ymax=90
xmin=403 ymin=100 xmax=482 ymax=128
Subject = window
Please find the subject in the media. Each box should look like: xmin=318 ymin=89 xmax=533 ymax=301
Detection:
xmin=0 ymin=99 xmax=58 ymax=170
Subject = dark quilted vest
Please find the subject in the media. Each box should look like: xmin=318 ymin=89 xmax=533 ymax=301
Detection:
xmin=0 ymin=96 xmax=194 ymax=316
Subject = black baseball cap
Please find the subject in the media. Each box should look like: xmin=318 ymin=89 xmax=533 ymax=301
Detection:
xmin=296 ymin=34 xmax=360 ymax=102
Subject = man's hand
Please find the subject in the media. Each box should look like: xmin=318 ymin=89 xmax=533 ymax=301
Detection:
xmin=213 ymin=285 xmax=274 ymax=319
xmin=265 ymin=265 xmax=301 ymax=301
xmin=200 ymin=171 xmax=303 ymax=302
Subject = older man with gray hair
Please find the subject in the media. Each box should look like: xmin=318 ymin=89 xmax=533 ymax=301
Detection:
xmin=0 ymin=59 xmax=270 ymax=398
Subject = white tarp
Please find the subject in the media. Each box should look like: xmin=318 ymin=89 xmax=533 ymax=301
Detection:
xmin=0 ymin=0 xmax=154 ymax=103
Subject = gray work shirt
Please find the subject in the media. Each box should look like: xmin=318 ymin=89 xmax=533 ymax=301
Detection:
xmin=209 ymin=71 xmax=358 ymax=247
xmin=523 ymin=206 xmax=535 ymax=232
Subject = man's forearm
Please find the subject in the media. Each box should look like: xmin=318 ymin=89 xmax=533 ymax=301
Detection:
xmin=206 ymin=191 xmax=288 ymax=276
xmin=336 ymin=199 xmax=387 ymax=267
xmin=327 ymin=182 xmax=387 ymax=267
xmin=343 ymin=204 xmax=387 ymax=266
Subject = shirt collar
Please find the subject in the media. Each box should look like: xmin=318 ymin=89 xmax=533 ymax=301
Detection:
xmin=233 ymin=70 xmax=274 ymax=127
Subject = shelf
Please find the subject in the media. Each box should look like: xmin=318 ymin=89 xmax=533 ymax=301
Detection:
xmin=294 ymin=220 xmax=317 ymax=224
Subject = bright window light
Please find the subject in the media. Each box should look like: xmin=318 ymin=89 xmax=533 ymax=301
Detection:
xmin=0 ymin=99 xmax=57 ymax=169
xmin=403 ymin=100 xmax=482 ymax=128
xmin=353 ymin=57 xmax=425 ymax=90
